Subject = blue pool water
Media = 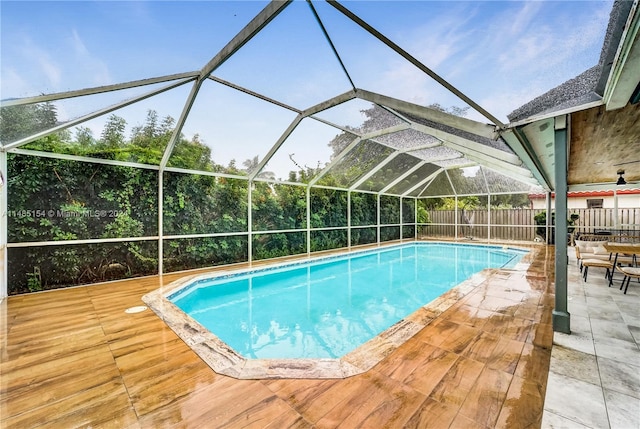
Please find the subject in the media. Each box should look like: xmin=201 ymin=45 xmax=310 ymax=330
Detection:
xmin=170 ymin=243 xmax=525 ymax=360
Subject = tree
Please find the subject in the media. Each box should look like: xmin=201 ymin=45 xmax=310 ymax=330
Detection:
xmin=490 ymin=193 xmax=530 ymax=208
xmin=169 ymin=134 xmax=215 ymax=171
xmin=426 ymin=103 xmax=470 ymax=117
xmin=5 ymin=107 xmax=224 ymax=293
xmin=242 ymin=155 xmax=275 ymax=180
xmin=99 ymin=114 xmax=126 ymax=149
xmin=75 ymin=126 xmax=95 ymax=148
xmin=324 ymin=103 xmax=470 ymax=190
xmin=0 ymin=102 xmax=58 ymax=143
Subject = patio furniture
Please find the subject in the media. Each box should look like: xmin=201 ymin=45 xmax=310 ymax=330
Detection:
xmin=581 ymin=258 xmax=613 ymax=282
xmin=575 ymin=239 xmax=613 ymax=271
xmin=603 ymin=242 xmax=640 ymax=287
xmin=618 ymin=266 xmax=640 ymax=294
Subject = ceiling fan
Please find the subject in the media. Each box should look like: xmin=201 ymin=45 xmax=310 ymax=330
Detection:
xmin=612 ymin=159 xmax=640 ymax=186
xmin=580 ymin=168 xmax=639 ymax=188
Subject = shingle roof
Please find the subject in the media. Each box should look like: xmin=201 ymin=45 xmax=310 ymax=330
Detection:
xmin=507 ymin=0 xmax=634 ymax=123
xmin=507 ymin=66 xmax=601 ymax=123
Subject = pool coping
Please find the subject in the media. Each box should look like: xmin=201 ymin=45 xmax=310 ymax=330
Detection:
xmin=142 ymin=241 xmax=532 ymax=379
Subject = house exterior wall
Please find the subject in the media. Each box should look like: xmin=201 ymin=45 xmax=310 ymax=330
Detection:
xmin=529 ymin=193 xmax=640 ymax=210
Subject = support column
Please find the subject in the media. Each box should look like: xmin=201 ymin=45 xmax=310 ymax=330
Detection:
xmin=553 ymin=116 xmax=570 ymax=334
xmin=414 ymin=197 xmax=418 ymax=240
xmin=347 ymin=191 xmax=351 ymax=249
xmin=0 ymin=150 xmax=6 ymax=364
xmin=614 ymin=189 xmax=619 ymax=231
xmin=306 ymin=186 xmax=311 ymax=256
xmin=487 ymin=193 xmax=491 ymax=242
xmin=157 ymin=169 xmax=164 ymax=277
xmin=376 ymin=194 xmax=381 ymax=245
xmin=399 ymin=197 xmax=403 ymax=241
xmin=248 ymin=181 xmax=253 ymax=265
xmin=0 ymin=150 xmax=7 ymax=300
xmin=546 ymin=192 xmax=552 ymax=244
xmin=454 ymin=195 xmax=458 ymax=240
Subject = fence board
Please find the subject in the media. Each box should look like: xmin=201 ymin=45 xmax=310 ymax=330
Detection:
xmin=420 ymin=208 xmax=640 ymax=241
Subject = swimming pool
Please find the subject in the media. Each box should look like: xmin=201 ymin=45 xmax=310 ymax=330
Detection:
xmin=143 ymin=242 xmax=528 ymax=379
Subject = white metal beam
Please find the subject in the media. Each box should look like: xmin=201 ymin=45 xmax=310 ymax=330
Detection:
xmin=397 ymin=141 xmax=442 ymax=153
xmin=356 ymin=89 xmax=498 ymax=139
xmin=161 ymin=0 xmax=292 ymax=170
xmin=328 ymin=0 xmax=506 ymax=127
xmin=379 ymin=160 xmax=427 ymax=194
xmin=9 ymin=148 xmax=160 ymax=171
xmin=500 ymin=128 xmax=553 ymax=191
xmin=0 ymin=72 xmax=199 ymax=107
xmin=159 ymin=80 xmax=201 ymax=170
xmin=409 ymin=122 xmax=520 ymax=165
xmin=308 ymin=135 xmax=361 ymax=186
xmin=308 ymin=115 xmax=362 ymax=136
xmin=350 ymin=151 xmax=400 ymax=190
xmin=301 ymin=90 xmax=357 ymax=117
xmin=407 ymin=123 xmax=534 ymax=181
xmin=441 ymin=142 xmax=532 ymax=178
xmin=0 ymin=150 xmax=6 ymax=300
xmin=363 ymin=123 xmax=411 ymax=140
xmin=199 ymin=1 xmax=292 ymax=80
xmin=4 ymin=78 xmax=194 ymax=151
xmin=307 ymin=123 xmax=413 ymax=187
xmin=207 ymin=75 xmax=301 ymax=113
xmin=402 ymin=168 xmax=442 ymax=197
xmin=249 ymin=115 xmax=304 ymax=181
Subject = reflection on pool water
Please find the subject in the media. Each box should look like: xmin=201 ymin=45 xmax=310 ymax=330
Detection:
xmin=169 ymin=242 xmax=525 ymax=360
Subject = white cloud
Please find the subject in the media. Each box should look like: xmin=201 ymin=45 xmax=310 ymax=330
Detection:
xmin=405 ymin=5 xmax=476 ymax=71
xmin=17 ymin=37 xmax=63 ymax=91
xmin=1 ymin=29 xmax=112 ymax=98
xmin=71 ymin=29 xmax=90 ymax=57
xmin=67 ymin=29 xmax=112 ymax=87
xmin=498 ymin=28 xmax=554 ymax=71
xmin=0 ymin=68 xmax=31 ymax=99
xmin=507 ymin=2 xmax=544 ymax=36
xmin=38 ymin=57 xmax=62 ymax=90
xmin=371 ymin=5 xmax=479 ymax=106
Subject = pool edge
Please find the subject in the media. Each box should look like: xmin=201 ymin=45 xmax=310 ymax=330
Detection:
xmin=142 ymin=242 xmax=531 ymax=379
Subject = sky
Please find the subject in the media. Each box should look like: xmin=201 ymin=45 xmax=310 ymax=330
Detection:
xmin=1 ymin=0 xmax=613 ymax=179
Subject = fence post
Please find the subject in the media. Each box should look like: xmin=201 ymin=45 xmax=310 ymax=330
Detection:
xmin=455 ymin=195 xmax=458 ymax=240
xmin=487 ymin=195 xmax=491 ymax=242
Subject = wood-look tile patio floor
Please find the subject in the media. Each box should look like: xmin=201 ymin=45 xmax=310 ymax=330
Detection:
xmin=1 ymin=245 xmax=555 ymax=428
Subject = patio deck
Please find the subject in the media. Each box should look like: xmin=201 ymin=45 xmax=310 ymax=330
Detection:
xmin=542 ymin=251 xmax=640 ymax=428
xmin=0 ymin=244 xmax=580 ymax=428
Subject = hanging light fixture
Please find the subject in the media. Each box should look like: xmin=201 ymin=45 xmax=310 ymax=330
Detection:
xmin=616 ymin=169 xmax=627 ymax=185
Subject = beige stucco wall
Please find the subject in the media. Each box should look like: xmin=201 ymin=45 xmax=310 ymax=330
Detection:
xmin=530 ymin=194 xmax=640 ymax=210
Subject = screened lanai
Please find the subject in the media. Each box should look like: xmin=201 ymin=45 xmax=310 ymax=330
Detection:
xmin=1 ymin=0 xmax=639 ymax=328
xmin=3 ymin=1 xmax=640 ymax=428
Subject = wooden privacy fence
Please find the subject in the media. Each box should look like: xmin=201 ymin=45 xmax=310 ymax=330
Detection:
xmin=420 ymin=208 xmax=640 ymax=241
xmin=570 ymin=208 xmax=640 ymax=234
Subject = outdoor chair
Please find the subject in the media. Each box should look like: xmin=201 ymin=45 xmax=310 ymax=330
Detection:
xmin=575 ymin=239 xmax=635 ymax=272
xmin=581 ymin=258 xmax=613 ymax=282
xmin=575 ymin=239 xmax=611 ymax=271
xmin=618 ymin=266 xmax=640 ymax=294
